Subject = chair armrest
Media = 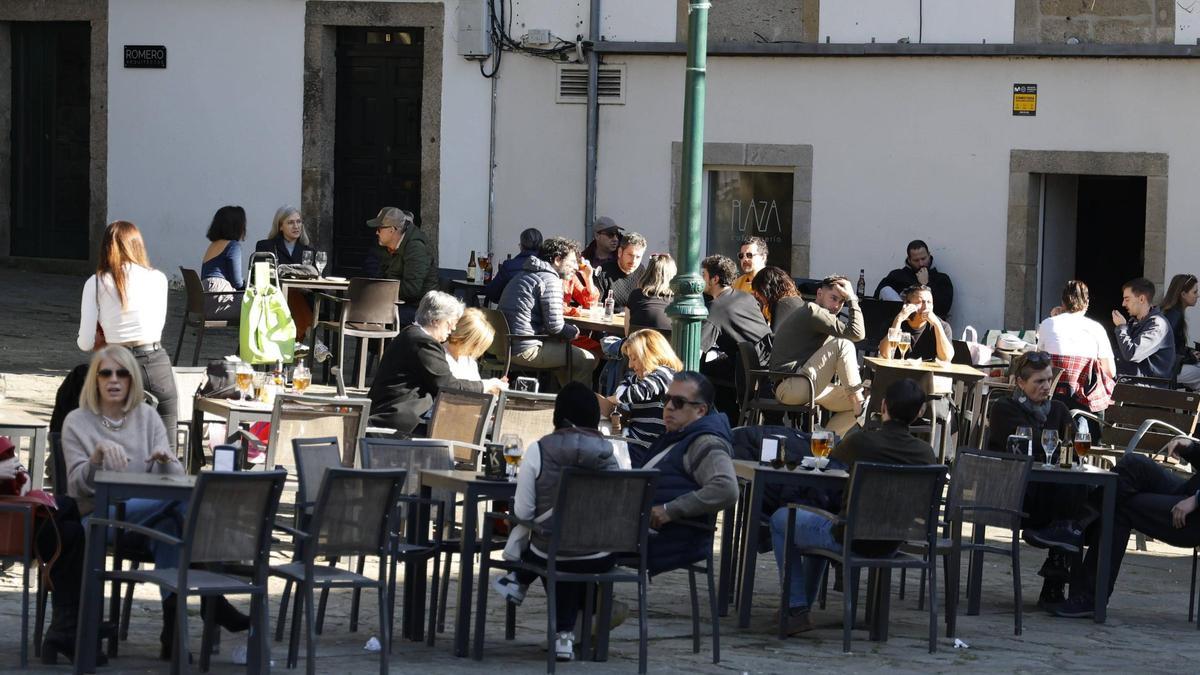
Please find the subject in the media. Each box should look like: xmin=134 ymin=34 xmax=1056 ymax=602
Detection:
xmin=1126 ymin=419 xmax=1192 ymax=457
xmin=484 ymin=510 xmax=545 ymax=535
xmin=272 ymin=522 xmax=310 ymax=540
xmin=956 ymin=505 xmax=1026 ymax=520
xmin=89 ymin=518 xmax=183 ymax=547
xmin=314 ymin=292 xmax=346 ymax=305
xmin=749 ymin=368 xmax=807 ymax=382
xmin=784 ymin=503 xmax=843 ymax=525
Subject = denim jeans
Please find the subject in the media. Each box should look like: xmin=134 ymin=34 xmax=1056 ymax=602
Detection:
xmin=84 ymin=498 xmax=185 ymax=598
xmin=770 ymin=506 xmax=839 ymax=611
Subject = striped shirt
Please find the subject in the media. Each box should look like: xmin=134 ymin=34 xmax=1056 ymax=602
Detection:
xmin=614 ymin=366 xmax=676 ymax=447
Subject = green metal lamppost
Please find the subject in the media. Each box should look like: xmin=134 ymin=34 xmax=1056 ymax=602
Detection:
xmin=666 ymin=0 xmax=711 ymax=371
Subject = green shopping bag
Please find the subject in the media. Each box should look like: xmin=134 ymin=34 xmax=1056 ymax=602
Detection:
xmin=239 ymin=261 xmax=296 ymax=364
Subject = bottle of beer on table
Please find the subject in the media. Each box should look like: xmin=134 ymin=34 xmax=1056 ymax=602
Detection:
xmin=466 ymin=249 xmax=477 ymax=282
xmin=856 ymin=269 xmax=866 ymax=297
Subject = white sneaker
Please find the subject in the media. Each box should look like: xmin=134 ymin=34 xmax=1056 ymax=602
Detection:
xmin=554 ymin=631 xmax=574 ymax=662
xmin=492 ymin=573 xmax=528 ymax=606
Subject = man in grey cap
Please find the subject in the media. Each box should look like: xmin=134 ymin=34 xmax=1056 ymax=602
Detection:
xmin=580 ymin=216 xmax=622 ymax=268
xmin=364 ymin=207 xmax=439 ymax=310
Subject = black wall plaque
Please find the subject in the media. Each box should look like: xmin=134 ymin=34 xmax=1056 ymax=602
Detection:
xmin=124 ymin=45 xmax=166 ymax=69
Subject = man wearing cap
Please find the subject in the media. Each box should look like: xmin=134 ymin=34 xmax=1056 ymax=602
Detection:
xmin=594 ymin=231 xmax=648 ymax=313
xmin=365 ymin=207 xmax=439 ymax=311
xmin=581 ymin=216 xmax=622 ymax=268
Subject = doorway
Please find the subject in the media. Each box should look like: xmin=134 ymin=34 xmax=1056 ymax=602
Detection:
xmin=1039 ymin=174 xmax=1146 ymax=324
xmin=332 ymin=27 xmax=424 ymax=276
xmin=10 ymin=21 xmax=90 ymax=260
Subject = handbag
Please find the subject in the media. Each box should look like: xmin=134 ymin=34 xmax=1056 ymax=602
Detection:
xmin=277 ymin=263 xmax=319 ymax=280
xmin=960 ymin=326 xmax=993 ymax=365
xmin=92 ymin=278 xmax=107 ymax=350
xmin=0 ymin=492 xmax=57 ymax=557
xmin=239 ymin=261 xmax=296 ymax=365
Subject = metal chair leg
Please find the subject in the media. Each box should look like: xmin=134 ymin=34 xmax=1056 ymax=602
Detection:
xmin=687 ymin=569 xmax=700 ymax=653
xmin=192 ymin=325 xmax=205 ymax=367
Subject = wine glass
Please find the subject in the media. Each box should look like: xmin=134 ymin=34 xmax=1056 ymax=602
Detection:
xmin=1040 ymin=429 xmax=1059 ymax=468
xmin=235 ymin=363 xmax=254 ymax=401
xmin=886 ymin=328 xmax=902 ymax=360
xmin=810 ymin=429 xmax=833 ymax=472
xmin=500 ymin=433 xmax=523 ymax=481
xmin=1073 ymin=431 xmax=1092 ymax=470
xmin=314 ymin=251 xmax=328 ymax=277
xmin=896 ymin=333 xmax=912 ymax=361
xmin=301 ymin=250 xmax=314 ymax=267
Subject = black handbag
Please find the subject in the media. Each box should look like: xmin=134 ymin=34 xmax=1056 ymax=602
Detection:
xmin=277 ymin=264 xmax=319 ymax=280
xmin=199 ymin=360 xmax=240 ymax=399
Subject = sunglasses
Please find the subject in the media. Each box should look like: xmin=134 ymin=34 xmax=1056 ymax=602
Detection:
xmin=1023 ymin=352 xmax=1052 ymax=367
xmin=737 ymin=252 xmax=760 ymax=259
xmin=98 ymin=368 xmax=132 ymax=379
xmin=663 ymin=394 xmax=704 ymax=409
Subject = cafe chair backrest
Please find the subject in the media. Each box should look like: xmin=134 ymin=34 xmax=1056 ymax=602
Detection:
xmin=266 ymin=393 xmax=371 ymax=470
xmin=185 ymin=470 xmax=287 ymax=565
xmin=492 ymin=390 xmax=557 ymax=447
xmin=842 ymin=462 xmax=945 ymax=544
xmin=428 ymin=389 xmax=495 ymax=446
xmin=946 ymin=449 xmax=1031 ymax=529
xmin=548 ymin=468 xmax=658 ymax=557
xmin=360 ymin=437 xmax=455 ymax=498
xmin=344 ymin=278 xmax=400 ymax=326
xmin=293 ymin=437 xmax=344 ymax=513
xmin=308 ymin=468 xmax=406 ymax=559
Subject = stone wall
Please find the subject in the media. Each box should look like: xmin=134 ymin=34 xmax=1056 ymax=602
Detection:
xmin=1015 ymin=0 xmax=1174 ymax=44
xmin=676 ymin=0 xmax=818 ymax=44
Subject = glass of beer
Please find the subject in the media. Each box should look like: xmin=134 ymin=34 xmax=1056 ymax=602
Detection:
xmin=810 ymin=430 xmax=833 ymax=471
xmin=1073 ymin=431 xmax=1091 ymax=470
xmin=896 ymin=333 xmax=912 ymax=362
xmin=500 ymin=433 xmax=523 ymax=481
xmin=292 ymin=363 xmax=311 ymax=392
xmin=886 ymin=328 xmax=902 ymax=360
xmin=235 ymin=363 xmax=254 ymax=401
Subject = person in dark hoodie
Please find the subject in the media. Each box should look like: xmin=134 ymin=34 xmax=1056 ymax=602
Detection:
xmin=634 ymin=371 xmax=739 ymax=576
xmin=874 ymin=239 xmax=954 ymax=318
xmin=484 ymin=227 xmax=543 ymax=305
xmin=492 ymin=382 xmax=620 ymax=662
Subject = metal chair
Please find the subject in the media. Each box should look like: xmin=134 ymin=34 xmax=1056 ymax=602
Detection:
xmin=261 ymin=393 xmax=371 ymax=472
xmin=479 ymin=307 xmax=574 ymax=386
xmin=174 ymin=267 xmax=241 ymax=366
xmin=735 ymin=340 xmax=817 ymax=430
xmin=425 ymin=389 xmax=495 ymax=466
xmin=97 ymin=470 xmax=288 ymax=674
xmin=0 ymin=497 xmax=37 ymax=667
xmin=172 ymin=366 xmax=208 ymax=457
xmin=780 ymin=462 xmax=945 ymax=653
xmin=473 ymin=468 xmax=659 ymax=674
xmin=491 ymin=390 xmax=557 ymax=447
xmin=315 ymin=278 xmax=401 ymax=389
xmin=270 ymin=468 xmax=406 ymax=675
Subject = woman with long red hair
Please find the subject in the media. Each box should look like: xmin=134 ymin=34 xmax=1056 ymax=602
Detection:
xmin=76 ymin=221 xmax=177 ymax=436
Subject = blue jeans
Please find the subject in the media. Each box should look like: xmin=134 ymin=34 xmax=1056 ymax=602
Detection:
xmin=770 ymin=506 xmax=839 ymax=611
xmin=85 ymin=498 xmax=185 ymax=598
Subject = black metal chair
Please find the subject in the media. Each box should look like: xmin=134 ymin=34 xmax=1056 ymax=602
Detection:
xmin=780 ymin=462 xmax=945 ymax=653
xmin=174 ymin=267 xmax=241 ymax=366
xmin=479 ymin=307 xmax=575 ymax=387
xmin=649 ymin=516 xmax=722 ymax=664
xmin=97 ymin=470 xmax=287 ymax=674
xmin=270 ymin=468 xmax=407 ymax=675
xmin=735 ymin=340 xmax=817 ymax=430
xmin=315 ymin=278 xmax=402 ymax=389
xmin=472 ymin=468 xmax=658 ymax=674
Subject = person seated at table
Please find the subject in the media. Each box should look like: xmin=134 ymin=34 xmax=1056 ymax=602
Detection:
xmin=580 ymin=216 xmax=622 ymax=268
xmin=986 ymin=350 xmax=1087 ymax=610
xmin=769 ymin=275 xmax=865 ymax=436
xmin=498 ymin=237 xmax=597 ymax=386
xmin=769 ymin=378 xmax=936 ymax=635
xmin=445 ymin=307 xmax=495 ymax=381
xmin=255 ymin=205 xmax=316 ymax=339
xmin=878 ymin=284 xmax=953 ymax=361
xmin=874 ymin=239 xmax=954 ymax=318
xmin=751 ymin=265 xmax=804 ymax=329
xmin=608 ymin=329 xmax=681 ymax=448
xmin=484 ymin=227 xmax=543 ymax=305
xmin=1112 ymin=277 xmax=1175 ymax=380
xmin=368 ymin=292 xmax=507 ymax=434
xmin=1055 ymin=436 xmax=1200 ymax=618
xmin=363 ymin=207 xmax=439 ymax=321
xmin=625 ymin=253 xmax=676 ymax=331
xmin=594 ymin=231 xmax=648 ymax=313
xmin=1038 ymin=280 xmax=1116 ymax=416
xmin=635 ymin=372 xmax=738 ymax=575
xmin=699 ymin=255 xmax=772 ymax=423
xmin=492 ymin=381 xmax=620 ymax=661
xmin=732 ymin=236 xmax=769 ymax=294
xmin=200 ymin=205 xmax=247 ymax=320
xmin=61 ymin=345 xmax=249 ymax=661
xmin=562 ymin=250 xmax=602 ymax=355
xmin=1160 ymin=273 xmax=1200 ymax=390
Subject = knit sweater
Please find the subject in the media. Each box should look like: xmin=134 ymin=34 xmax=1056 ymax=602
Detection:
xmin=62 ymin=402 xmax=182 ymax=515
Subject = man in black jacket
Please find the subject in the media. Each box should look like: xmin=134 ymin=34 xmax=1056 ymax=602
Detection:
xmin=368 ymin=291 xmax=506 ymax=433
xmin=698 ymin=255 xmax=771 ymax=422
xmin=594 ymin=231 xmax=647 ymax=312
xmin=1111 ymin=277 xmax=1176 ymax=379
xmin=874 ymin=239 xmax=954 ymax=318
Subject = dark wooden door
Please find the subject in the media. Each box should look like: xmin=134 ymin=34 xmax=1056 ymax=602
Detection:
xmin=333 ymin=27 xmax=424 ymax=276
xmin=11 ymin=22 xmax=91 ymax=260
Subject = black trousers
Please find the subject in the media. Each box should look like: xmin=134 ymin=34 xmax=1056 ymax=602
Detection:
xmin=1077 ymin=454 xmax=1200 ymax=596
xmin=135 ymin=347 xmax=178 ymax=440
xmin=519 ymin=550 xmax=616 ymax=633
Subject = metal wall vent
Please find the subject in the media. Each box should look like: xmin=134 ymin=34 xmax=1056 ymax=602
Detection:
xmin=556 ymin=64 xmax=625 ymax=104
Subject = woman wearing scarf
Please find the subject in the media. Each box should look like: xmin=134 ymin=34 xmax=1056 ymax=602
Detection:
xmin=987 ymin=351 xmax=1086 ymax=614
xmin=633 ymin=371 xmax=738 ymax=576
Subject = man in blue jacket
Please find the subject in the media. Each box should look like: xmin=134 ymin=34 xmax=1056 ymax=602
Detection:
xmin=484 ymin=227 xmax=542 ymax=305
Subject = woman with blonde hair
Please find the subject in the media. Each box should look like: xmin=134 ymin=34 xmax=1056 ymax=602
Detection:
xmin=445 ymin=307 xmax=496 ymax=380
xmin=255 ymin=205 xmax=317 ymax=338
xmin=76 ymin=220 xmax=177 ymax=437
xmin=609 ymin=329 xmax=682 ymax=447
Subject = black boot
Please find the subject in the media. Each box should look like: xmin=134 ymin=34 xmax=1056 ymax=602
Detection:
xmin=202 ymin=596 xmax=251 ymax=633
xmin=41 ymin=603 xmax=110 ymax=666
xmin=1037 ymin=580 xmax=1066 ymax=612
xmin=160 ymin=595 xmax=176 ymax=661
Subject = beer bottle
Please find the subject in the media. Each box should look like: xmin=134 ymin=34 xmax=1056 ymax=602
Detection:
xmin=466 ymin=249 xmax=477 ymax=282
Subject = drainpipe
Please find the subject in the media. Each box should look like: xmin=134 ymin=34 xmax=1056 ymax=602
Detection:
xmin=583 ymin=0 xmax=601 ymax=241
xmin=486 ymin=73 xmax=498 ymax=255
xmin=667 ymin=0 xmax=710 ymax=371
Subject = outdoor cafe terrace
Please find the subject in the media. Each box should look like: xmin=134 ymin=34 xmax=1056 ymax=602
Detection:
xmin=2 ymin=266 xmax=1200 ymax=674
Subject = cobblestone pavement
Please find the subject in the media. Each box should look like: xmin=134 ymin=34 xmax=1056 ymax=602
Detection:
xmin=2 ymin=268 xmax=1200 ymax=673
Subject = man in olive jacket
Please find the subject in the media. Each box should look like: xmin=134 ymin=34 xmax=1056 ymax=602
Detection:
xmin=364 ymin=207 xmax=439 ymax=312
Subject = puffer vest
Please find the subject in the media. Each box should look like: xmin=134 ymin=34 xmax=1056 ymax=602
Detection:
xmin=531 ymin=427 xmax=618 ymax=555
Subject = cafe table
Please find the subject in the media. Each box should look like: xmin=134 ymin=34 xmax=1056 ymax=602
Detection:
xmin=565 ymin=311 xmax=627 ymax=336
xmin=408 ymin=469 xmax=517 ymax=656
xmin=280 ymin=276 xmax=352 ymax=357
xmin=725 ymin=459 xmax=849 ymax=628
xmin=0 ymin=405 xmax=49 ymax=490
xmin=188 ymin=396 xmax=273 ymax=473
xmin=448 ymin=278 xmax=488 ymax=306
xmin=73 ymin=471 xmax=197 ymax=674
xmin=864 ymin=356 xmax=986 ymax=461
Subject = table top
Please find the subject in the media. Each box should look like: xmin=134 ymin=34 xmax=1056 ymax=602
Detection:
xmin=420 ymin=468 xmax=519 ymax=493
xmin=864 ymin=356 xmax=986 ymax=380
xmin=733 ymin=459 xmax=849 ymax=482
xmin=194 ymin=390 xmax=369 ymax=415
xmin=280 ymin=277 xmax=351 ymax=291
xmin=0 ymin=405 xmax=49 ymax=428
xmin=1029 ymin=463 xmax=1117 ymax=483
xmin=449 ymin=278 xmax=487 ymax=288
xmin=95 ymin=470 xmax=197 ymax=489
xmin=565 ymin=312 xmax=626 ymax=334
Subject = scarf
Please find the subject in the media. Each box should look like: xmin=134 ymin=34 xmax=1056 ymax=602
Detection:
xmin=1012 ymin=389 xmax=1051 ymax=425
xmin=631 ymin=408 xmax=732 ymax=468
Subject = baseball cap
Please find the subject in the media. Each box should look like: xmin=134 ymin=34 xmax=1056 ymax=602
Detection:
xmin=366 ymin=207 xmax=413 ymax=229
xmin=594 ymin=215 xmax=622 ymax=235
